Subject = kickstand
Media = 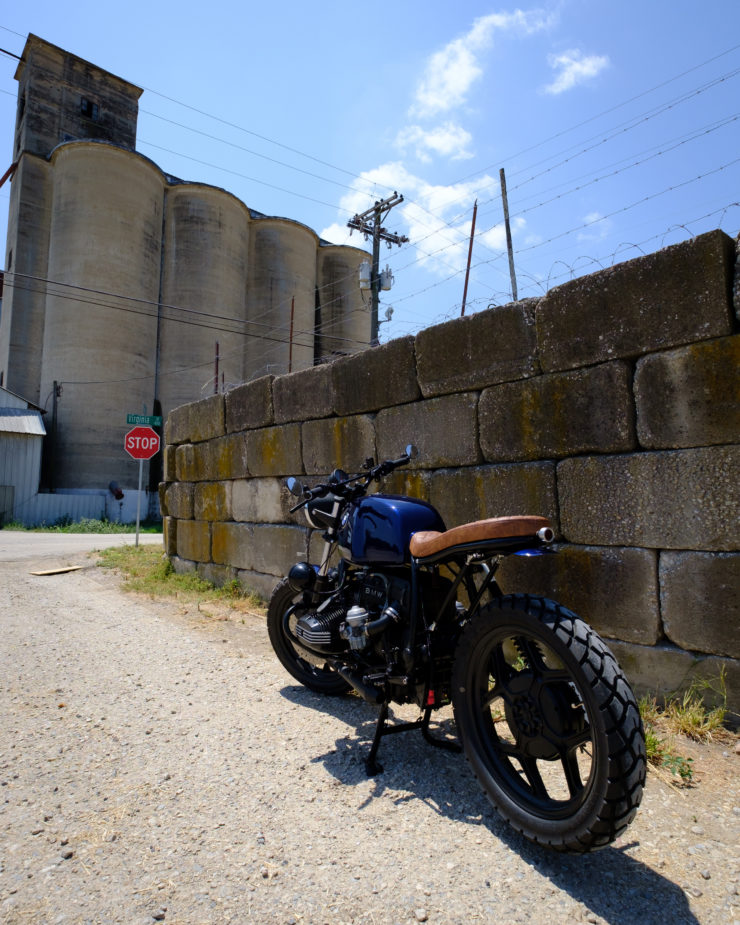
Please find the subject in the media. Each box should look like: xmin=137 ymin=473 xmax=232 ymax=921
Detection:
xmin=366 ymin=701 xmax=389 ymax=776
xmin=365 ymin=702 xmax=461 ymax=777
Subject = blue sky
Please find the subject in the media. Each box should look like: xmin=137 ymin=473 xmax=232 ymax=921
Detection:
xmin=1 ymin=2 xmax=738 ymax=343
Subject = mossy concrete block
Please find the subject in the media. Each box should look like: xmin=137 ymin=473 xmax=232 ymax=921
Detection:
xmin=158 ymin=482 xmax=168 ymax=517
xmin=536 ymin=230 xmax=735 ymax=372
xmin=246 ymin=423 xmax=302 ymax=476
xmin=176 ymin=519 xmax=211 ymax=563
xmin=274 ymin=364 xmax=335 ymax=423
xmin=383 ymin=468 xmax=433 ymax=503
xmin=250 ymin=524 xmax=308 ymax=576
xmin=212 ymin=522 xmax=254 ymax=570
xmin=429 ymin=463 xmax=557 ymax=530
xmin=225 ymin=375 xmax=274 ymax=433
xmin=166 ymin=395 xmax=226 ymax=445
xmin=203 ymin=434 xmax=249 ymax=480
xmin=164 ymin=402 xmax=191 ymax=446
xmin=235 ymin=569 xmax=279 ymax=601
xmin=635 ymin=335 xmax=740 ymax=449
xmin=197 ymin=562 xmax=237 ymax=588
xmin=175 ymin=444 xmax=209 ymax=482
xmin=163 ymin=516 xmax=177 ymax=556
xmin=170 ymin=555 xmax=196 ymax=575
xmin=232 ymin=478 xmax=296 ymax=524
xmin=190 ymin=394 xmax=226 ymax=442
xmin=735 ymin=232 xmax=740 ymax=320
xmin=415 ymin=300 xmax=540 ymax=398
xmin=194 ymin=481 xmax=232 ymax=522
xmin=497 ymin=545 xmax=660 ymax=645
xmin=165 ymin=482 xmax=194 ymax=520
xmin=558 ymin=447 xmax=740 ymax=550
xmin=479 ymin=362 xmax=635 ymax=461
xmin=163 ymin=444 xmax=177 ymax=481
xmin=607 ymin=641 xmax=740 ymax=720
xmin=302 ymin=415 xmax=376 ymax=475
xmin=376 ymin=393 xmax=480 ymax=470
xmin=333 ymin=337 xmax=419 ymax=415
xmin=660 ymin=551 xmax=740 ymax=658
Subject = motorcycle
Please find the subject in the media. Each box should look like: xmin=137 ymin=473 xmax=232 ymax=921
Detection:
xmin=267 ymin=445 xmax=646 ymax=853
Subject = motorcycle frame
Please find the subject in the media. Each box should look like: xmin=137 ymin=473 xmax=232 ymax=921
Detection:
xmin=308 ymin=523 xmax=546 ymax=702
xmin=290 ymin=467 xmax=552 ymax=775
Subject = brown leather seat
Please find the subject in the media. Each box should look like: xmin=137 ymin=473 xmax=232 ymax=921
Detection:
xmin=409 ymin=516 xmax=552 ymax=559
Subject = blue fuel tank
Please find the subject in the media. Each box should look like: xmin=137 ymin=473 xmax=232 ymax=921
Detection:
xmin=338 ymin=494 xmax=446 ymax=565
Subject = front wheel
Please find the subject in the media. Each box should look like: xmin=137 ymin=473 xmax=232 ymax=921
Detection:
xmin=452 ymin=595 xmax=645 ymax=852
xmin=267 ymin=578 xmax=350 ymax=695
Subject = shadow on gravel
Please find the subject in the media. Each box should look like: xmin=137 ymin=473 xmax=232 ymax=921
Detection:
xmin=280 ymin=684 xmax=698 ymax=925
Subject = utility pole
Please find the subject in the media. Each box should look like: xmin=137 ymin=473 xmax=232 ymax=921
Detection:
xmin=347 ymin=192 xmax=408 ymax=345
xmin=499 ymin=168 xmax=518 ymax=302
xmin=461 ymin=199 xmax=478 ymax=317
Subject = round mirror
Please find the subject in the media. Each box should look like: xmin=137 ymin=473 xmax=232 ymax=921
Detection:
xmin=286 ymin=477 xmax=304 ymax=498
xmin=405 ymin=444 xmax=419 ymax=460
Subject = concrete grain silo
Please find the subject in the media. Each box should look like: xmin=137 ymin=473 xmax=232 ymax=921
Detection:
xmin=316 ymin=244 xmax=371 ymax=361
xmin=159 ymin=184 xmax=250 ymax=411
xmin=0 ymin=34 xmax=372 ymax=513
xmin=39 ymin=142 xmax=164 ymax=488
xmin=0 ymin=155 xmax=53 ymax=405
xmin=245 ymin=217 xmax=319 ymax=380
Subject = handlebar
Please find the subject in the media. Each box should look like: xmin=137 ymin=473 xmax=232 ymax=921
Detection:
xmin=287 ymin=446 xmax=417 ymax=512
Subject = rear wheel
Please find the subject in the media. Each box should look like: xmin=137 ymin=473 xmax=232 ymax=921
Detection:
xmin=267 ymin=578 xmax=350 ymax=695
xmin=452 ymin=594 xmax=645 ymax=852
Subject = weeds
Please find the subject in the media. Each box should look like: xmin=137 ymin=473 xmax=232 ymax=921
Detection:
xmin=639 ymin=668 xmax=730 ymax=783
xmin=3 ymin=517 xmax=161 ymax=534
xmin=97 ymin=544 xmax=264 ymax=610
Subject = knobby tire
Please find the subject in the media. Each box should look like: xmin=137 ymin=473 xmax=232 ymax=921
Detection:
xmin=452 ymin=594 xmax=646 ymax=853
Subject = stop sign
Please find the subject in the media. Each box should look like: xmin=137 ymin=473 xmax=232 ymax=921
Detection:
xmin=124 ymin=425 xmax=160 ymax=460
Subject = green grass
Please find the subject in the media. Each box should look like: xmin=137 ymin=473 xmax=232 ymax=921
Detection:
xmin=96 ymin=544 xmax=264 ymax=609
xmin=639 ymin=668 xmax=730 ymax=783
xmin=2 ymin=516 xmax=162 ymax=534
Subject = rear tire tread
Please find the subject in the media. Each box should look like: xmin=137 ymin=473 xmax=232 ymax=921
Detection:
xmin=453 ymin=594 xmax=646 ymax=853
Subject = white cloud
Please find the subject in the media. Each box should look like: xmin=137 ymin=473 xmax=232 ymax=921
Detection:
xmin=395 ymin=122 xmax=474 ymax=163
xmin=544 ymin=49 xmax=609 ymax=95
xmin=413 ymin=8 xmax=552 ymax=116
xmin=320 ymin=164 xmax=523 ymax=278
xmin=577 ymin=211 xmax=613 ymax=242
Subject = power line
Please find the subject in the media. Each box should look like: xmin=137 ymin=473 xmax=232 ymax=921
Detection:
xmin=5 ymin=270 xmax=371 ymax=348
xmin=138 ymin=138 xmax=351 ymax=214
xmin=452 ymin=43 xmax=740 ymax=187
xmin=3 ymin=269 xmax=373 ymax=388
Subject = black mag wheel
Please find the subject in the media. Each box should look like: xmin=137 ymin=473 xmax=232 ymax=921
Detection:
xmin=267 ymin=578 xmax=350 ymax=695
xmin=452 ymin=594 xmax=645 ymax=853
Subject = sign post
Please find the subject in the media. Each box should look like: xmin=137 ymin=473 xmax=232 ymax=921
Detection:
xmin=124 ymin=424 xmax=161 ymax=546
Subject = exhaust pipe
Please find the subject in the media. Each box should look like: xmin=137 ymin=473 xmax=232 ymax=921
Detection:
xmin=334 ymin=664 xmax=385 ymax=704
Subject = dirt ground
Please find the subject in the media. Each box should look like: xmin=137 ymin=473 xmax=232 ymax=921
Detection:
xmin=1 ymin=534 xmax=738 ymax=925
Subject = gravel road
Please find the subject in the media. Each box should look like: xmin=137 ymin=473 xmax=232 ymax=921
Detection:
xmin=1 ymin=533 xmax=738 ymax=925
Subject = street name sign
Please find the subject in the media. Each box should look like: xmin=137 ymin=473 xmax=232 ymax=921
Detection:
xmin=126 ymin=413 xmax=163 ymax=427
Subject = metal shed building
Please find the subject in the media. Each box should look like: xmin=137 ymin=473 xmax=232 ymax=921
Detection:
xmin=0 ymin=386 xmax=46 ymax=524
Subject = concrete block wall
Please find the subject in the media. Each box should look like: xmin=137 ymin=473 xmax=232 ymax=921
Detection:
xmin=160 ymin=229 xmax=740 ymax=715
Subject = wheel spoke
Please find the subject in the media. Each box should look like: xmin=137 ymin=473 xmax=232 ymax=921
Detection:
xmin=481 ymin=685 xmax=502 ymax=711
xmin=491 ymin=643 xmax=513 ymax=684
xmin=564 ymin=726 xmax=592 ymax=750
xmin=479 ymin=645 xmax=514 ymax=712
xmin=561 ymin=748 xmax=585 ymax=798
xmin=519 ymin=756 xmax=549 ymax=800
